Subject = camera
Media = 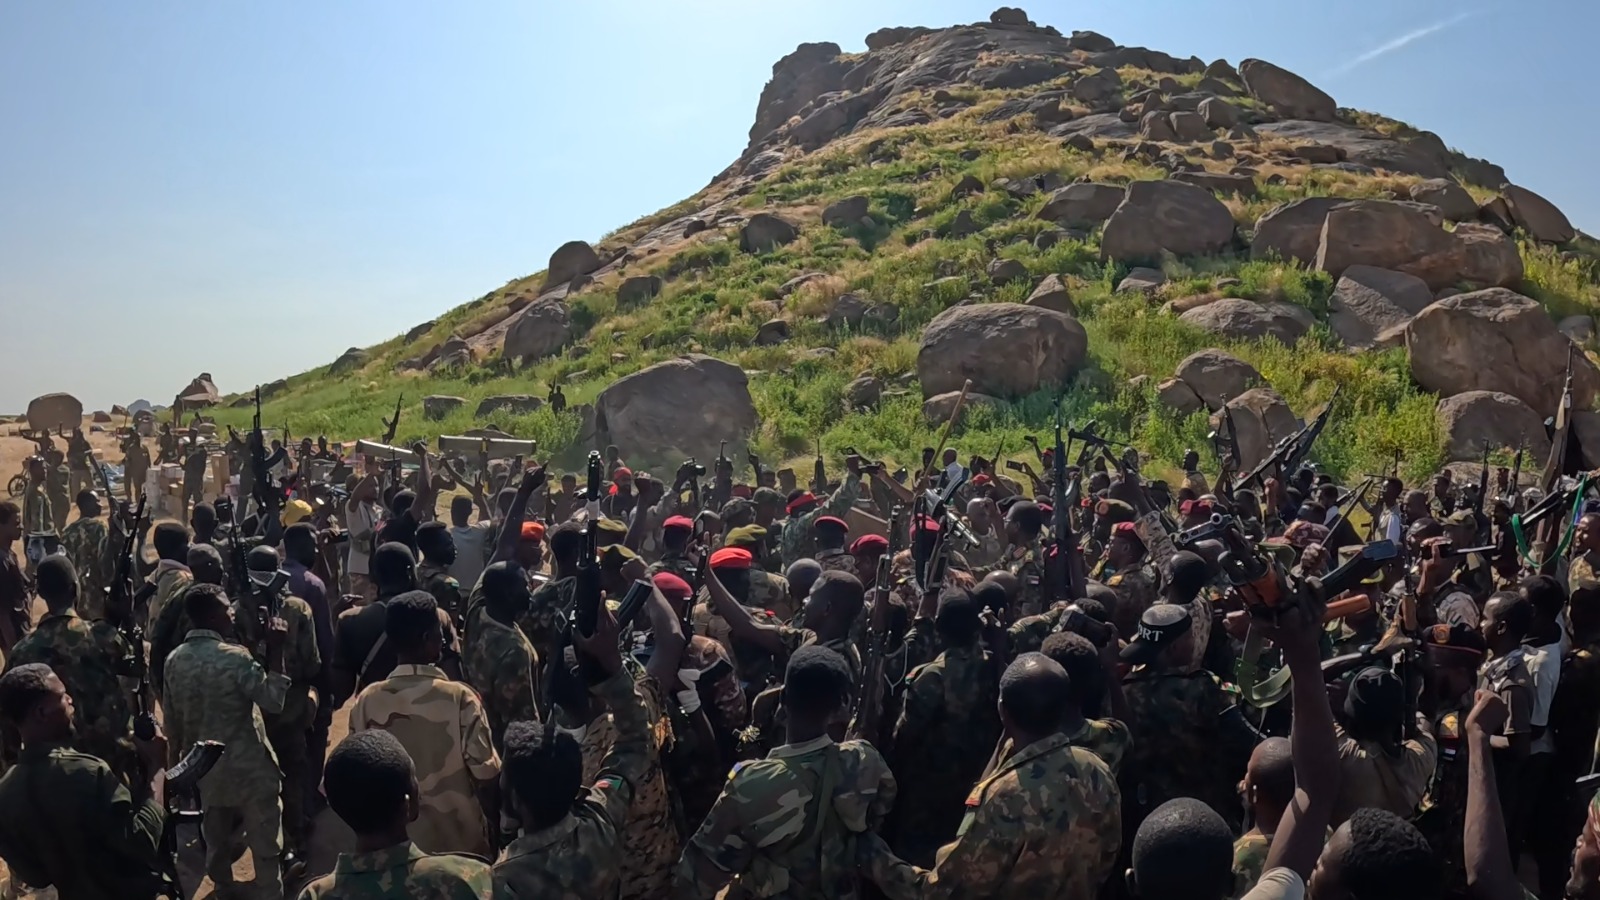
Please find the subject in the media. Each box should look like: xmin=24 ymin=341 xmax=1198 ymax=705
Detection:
xmin=682 ymin=458 xmax=707 ymax=477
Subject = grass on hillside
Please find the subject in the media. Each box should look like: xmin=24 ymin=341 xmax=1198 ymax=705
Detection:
xmin=215 ymin=95 xmax=1600 ymax=486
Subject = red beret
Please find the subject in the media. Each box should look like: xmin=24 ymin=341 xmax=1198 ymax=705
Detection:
xmin=520 ymin=521 xmax=546 ymax=542
xmin=731 ymin=485 xmax=753 ymax=499
xmin=814 ymin=516 xmax=849 ymax=532
xmin=663 ymin=515 xmax=694 ymax=532
xmin=1037 ymin=503 xmax=1053 ymax=516
xmin=652 ymin=572 xmax=692 ymax=601
xmin=786 ymin=492 xmax=818 ymax=515
xmin=1111 ymin=521 xmax=1139 ymax=538
xmin=709 ymin=547 xmax=753 ymax=569
xmin=914 ymin=516 xmax=942 ymax=534
xmin=1180 ymin=499 xmax=1214 ymax=516
xmin=613 ymin=467 xmax=633 ymax=481
xmin=972 ymin=474 xmax=992 ymax=486
xmin=850 ymin=534 xmax=889 ymax=556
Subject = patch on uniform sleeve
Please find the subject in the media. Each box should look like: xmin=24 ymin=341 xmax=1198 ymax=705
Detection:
xmin=596 ymin=775 xmax=622 ymax=792
xmin=965 ymin=785 xmax=982 ymax=807
xmin=1108 ymin=574 xmax=1124 ymax=586
xmin=728 ymin=760 xmax=749 ymax=782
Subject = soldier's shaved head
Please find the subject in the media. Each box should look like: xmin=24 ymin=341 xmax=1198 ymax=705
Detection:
xmin=325 ymin=730 xmax=417 ymax=835
xmin=998 ymin=653 xmax=1069 ymax=736
xmin=503 ymin=720 xmax=584 ymax=832
xmin=1131 ymin=798 xmax=1235 ymax=900
xmin=1246 ymin=737 xmax=1295 ymax=809
xmin=785 ymin=559 xmax=823 ymax=599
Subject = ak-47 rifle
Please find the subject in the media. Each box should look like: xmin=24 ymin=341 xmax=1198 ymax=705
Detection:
xmin=1054 ymin=396 xmax=1086 ymax=601
xmin=575 ymin=451 xmax=605 ymax=638
xmin=848 ymin=503 xmax=904 ymax=743
xmin=1508 ymin=440 xmax=1526 ymax=507
xmin=1238 ymin=385 xmax=1342 ymax=491
xmin=1536 ymin=345 xmax=1577 ymax=573
xmin=1473 ymin=442 xmax=1492 ymax=516
xmin=156 ymin=739 xmax=226 ymax=900
xmin=111 ymin=495 xmax=154 ymax=741
xmin=813 ymin=439 xmax=827 ymax=494
xmin=382 ymin=395 xmax=403 ymax=445
xmin=1212 ymin=403 xmax=1243 ymax=502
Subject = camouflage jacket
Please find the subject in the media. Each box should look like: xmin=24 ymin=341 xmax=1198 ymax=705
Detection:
xmin=8 ymin=611 xmax=139 ymax=781
xmin=518 ymin=575 xmax=575 ymax=664
xmin=778 ymin=479 xmax=861 ymax=569
xmin=579 ymin=673 xmax=678 ymax=900
xmin=233 ymin=587 xmax=322 ymax=730
xmin=891 ymin=644 xmax=1001 ymax=787
xmin=1121 ymin=666 xmax=1254 ymax=831
xmin=863 ymin=734 xmax=1121 ymax=900
xmin=21 ymin=484 xmax=53 ymax=536
xmin=676 ymin=736 xmax=897 ymax=900
xmin=491 ymin=669 xmax=649 ymax=899
xmin=748 ymin=569 xmax=794 ymax=623
xmin=1572 ymin=550 xmax=1600 ymax=595
xmin=646 ymin=553 xmax=696 ymax=585
xmin=984 ymin=715 xmax=1133 ymax=791
xmin=1106 ymin=565 xmax=1159 ymax=641
xmin=144 ymin=562 xmax=192 ymax=634
xmin=59 ymin=518 xmax=110 ymax=620
xmin=964 ymin=525 xmax=1005 ymax=571
xmin=815 ymin=549 xmax=856 ymax=578
xmin=1004 ymin=538 xmax=1046 ymax=618
xmin=163 ymin=629 xmax=289 ymax=805
xmin=462 ymin=605 xmax=540 ymax=746
xmin=297 ymin=841 xmax=492 ymax=900
xmin=1231 ymin=831 xmax=1271 ymax=899
xmin=350 ymin=664 xmax=501 ymax=857
xmin=419 ymin=562 xmax=466 ymax=629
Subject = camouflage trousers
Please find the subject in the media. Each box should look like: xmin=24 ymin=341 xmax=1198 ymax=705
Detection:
xmin=267 ymin=718 xmax=309 ymax=853
xmin=201 ymin=791 xmax=283 ymax=900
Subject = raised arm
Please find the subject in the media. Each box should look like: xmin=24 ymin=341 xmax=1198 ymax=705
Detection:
xmin=705 ymin=567 xmax=783 ymax=655
xmin=1261 ymin=589 xmax=1340 ymax=879
xmin=1464 ymin=691 xmax=1524 ymax=900
xmin=491 ymin=464 xmax=546 ymax=564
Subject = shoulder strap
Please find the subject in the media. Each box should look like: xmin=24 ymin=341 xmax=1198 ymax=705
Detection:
xmin=357 ymin=632 xmax=389 ymax=686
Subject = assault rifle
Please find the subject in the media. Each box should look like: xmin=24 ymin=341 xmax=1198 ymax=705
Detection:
xmin=574 ymin=451 xmax=605 ymax=639
xmin=1055 ymin=396 xmax=1086 ymax=601
xmin=382 ymin=395 xmax=403 ymax=445
xmin=1507 ymin=440 xmax=1526 ymax=507
xmin=156 ymin=740 xmax=227 ymax=900
xmin=1473 ymin=443 xmax=1492 ymax=516
xmin=111 ymin=495 xmax=155 ymax=741
xmin=848 ymin=503 xmax=904 ymax=744
xmin=813 ymin=439 xmax=827 ymax=494
xmin=1238 ymin=385 xmax=1341 ymax=491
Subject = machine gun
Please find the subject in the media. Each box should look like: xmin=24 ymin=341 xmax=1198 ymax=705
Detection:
xmin=848 ymin=503 xmax=904 ymax=743
xmin=108 ymin=495 xmax=155 ymax=741
xmin=1237 ymin=385 xmax=1341 ymax=491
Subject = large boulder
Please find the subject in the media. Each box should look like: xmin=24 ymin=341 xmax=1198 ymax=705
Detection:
xmin=1315 ymin=200 xmax=1521 ymax=291
xmin=543 ymin=240 xmax=601 ymax=291
xmin=1406 ymin=288 xmax=1600 ymax=416
xmin=617 ymin=275 xmax=663 ymax=307
xmin=1175 ymin=349 xmax=1262 ymax=411
xmin=26 ymin=393 xmax=83 ymax=432
xmin=1238 ymin=58 xmax=1336 ymax=121
xmin=1328 ymin=266 xmax=1435 ymax=350
xmin=1169 ymin=111 xmax=1212 ymax=142
xmin=740 ymin=213 xmax=799 ymax=253
xmin=1198 ymin=97 xmax=1240 ymax=129
xmin=1026 ymin=274 xmax=1077 ymax=315
xmin=1503 ymin=184 xmax=1576 ymax=244
xmin=1435 ymin=392 xmax=1552 ymax=463
xmin=329 ymin=347 xmax=369 ymax=375
xmin=1449 ymin=223 xmax=1524 ymax=288
xmin=404 ymin=320 xmax=437 ymax=342
xmin=1100 ymin=180 xmax=1235 ymax=264
xmin=110 ymin=405 xmax=129 ymax=417
xmin=475 ymin=395 xmax=543 ymax=418
xmin=822 ymin=195 xmax=870 ymax=227
xmin=1212 ymin=388 xmax=1303 ymax=472
xmin=1178 ymin=298 xmax=1315 ymax=346
xmin=1036 ymin=183 xmax=1124 ymax=227
xmin=1156 ymin=378 xmax=1205 ymax=416
xmin=1408 ymin=179 xmax=1478 ymax=222
xmin=922 ymin=390 xmax=1005 ymax=425
xmin=91 ymin=410 xmax=112 ymax=424
xmin=846 ymin=376 xmax=884 ymax=409
xmin=594 ymin=355 xmax=758 ymax=460
xmin=917 ymin=303 xmax=1088 ymax=399
xmin=502 ymin=301 xmax=572 ymax=363
xmin=1251 ymin=197 xmax=1345 ymax=265
xmin=423 ymin=396 xmax=467 ymax=420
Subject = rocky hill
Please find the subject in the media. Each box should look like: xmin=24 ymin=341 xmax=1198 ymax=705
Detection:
xmin=217 ymin=7 xmax=1600 ymax=482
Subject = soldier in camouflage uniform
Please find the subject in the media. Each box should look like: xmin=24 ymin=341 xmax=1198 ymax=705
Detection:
xmin=1102 ymin=522 xmax=1158 ymax=640
xmin=1037 ymin=630 xmax=1133 ymax=776
xmin=677 ymin=645 xmax=897 ymax=899
xmin=349 ymin=591 xmax=500 ymax=857
xmin=492 ymin=601 xmax=654 ymax=897
xmin=962 ymin=498 xmax=1005 ymax=570
xmin=647 ymin=515 xmax=699 ymax=583
xmin=778 ymin=459 xmax=862 ymax=568
xmin=723 ymin=527 xmax=793 ymax=621
xmin=861 ymin=653 xmax=1121 ymax=900
xmin=1231 ymin=737 xmax=1293 ymax=899
xmin=1413 ymin=622 xmax=1488 ymax=899
xmin=164 ymin=582 xmax=290 ymax=900
xmin=653 ymin=572 xmax=746 ymax=825
xmin=59 ymin=490 xmax=111 ymax=620
xmin=150 ymin=543 xmax=226 ymax=701
xmin=6 ymin=556 xmax=141 ymax=784
xmin=298 ymin=729 xmax=494 ymax=900
xmin=1119 ymin=603 xmax=1255 ymax=835
xmin=144 ymin=522 xmax=193 ymax=633
xmin=415 ymin=521 xmax=466 ymax=629
xmin=997 ymin=501 xmax=1047 ymax=618
xmin=463 ymin=563 xmax=541 ymax=746
xmin=235 ymin=544 xmax=321 ymax=866
xmin=887 ymin=589 xmax=1002 ymax=866
xmin=813 ymin=516 xmax=856 ymax=577
xmin=45 ymin=456 xmax=70 ymax=534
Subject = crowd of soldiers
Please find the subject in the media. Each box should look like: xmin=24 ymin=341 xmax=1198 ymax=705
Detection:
xmin=2 ymin=407 xmax=1600 ymax=900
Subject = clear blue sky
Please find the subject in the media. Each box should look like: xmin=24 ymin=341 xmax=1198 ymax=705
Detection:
xmin=3 ymin=0 xmax=1593 ymax=413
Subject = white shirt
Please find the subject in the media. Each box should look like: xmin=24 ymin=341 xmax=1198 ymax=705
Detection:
xmin=346 ymin=499 xmax=381 ymax=576
xmin=1525 ymin=641 xmax=1562 ymax=755
xmin=1379 ymin=505 xmax=1403 ymax=544
xmin=448 ymin=521 xmax=495 ymax=592
xmin=1243 ymin=868 xmax=1305 ymax=900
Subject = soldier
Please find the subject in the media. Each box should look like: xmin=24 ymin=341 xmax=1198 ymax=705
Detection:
xmin=652 ymin=572 xmax=745 ymax=825
xmin=677 ymin=645 xmax=897 ymax=898
xmin=1571 ymin=514 xmax=1600 ymax=595
xmin=886 ymin=588 xmax=1002 ymax=866
xmin=862 ymin=653 xmax=1120 ymax=899
xmin=1037 ymin=631 xmax=1132 ymax=776
xmin=47 ymin=454 xmax=71 ymax=534
xmin=0 ymin=664 xmax=170 ymax=900
xmin=547 ymin=383 xmax=566 ymax=414
xmin=349 ymin=591 xmax=500 ymax=857
xmin=647 ymin=515 xmax=698 ymax=583
xmin=333 ymin=543 xmax=461 ymax=706
xmin=1231 ymin=738 xmax=1293 ymax=898
xmin=722 ymin=528 xmax=792 ymax=619
xmin=813 ymin=516 xmax=856 ymax=576
xmin=1414 ymin=622 xmax=1487 ymax=898
xmin=999 ymin=500 xmax=1047 ymax=618
xmin=462 ymin=562 xmax=540 ymax=746
xmin=778 ymin=455 xmax=863 ymax=568
xmin=149 ymin=543 xmax=225 ymax=701
xmin=849 ymin=534 xmax=889 ymax=588
xmin=181 ymin=435 xmax=208 ymax=521
xmin=60 ymin=490 xmax=111 ymax=620
xmin=1181 ymin=449 xmax=1210 ymax=498
xmin=7 ymin=556 xmax=140 ymax=784
xmin=235 ymin=545 xmax=321 ymax=871
xmin=963 ymin=497 xmax=1005 ymax=570
xmin=0 ymin=502 xmax=27 ymax=651
xmin=164 ymin=583 xmax=290 ymax=900
xmin=492 ymin=601 xmax=653 ymax=896
xmin=298 ymin=729 xmax=494 ymax=899
xmin=22 ymin=456 xmax=54 ymax=541
xmin=416 ymin=521 xmax=465 ymax=627
xmin=122 ymin=435 xmax=150 ymax=503
xmin=67 ymin=428 xmax=94 ymax=498
xmin=156 ymin=422 xmax=177 ymax=465
xmin=1103 ymin=522 xmax=1158 ymax=640
xmin=1120 ymin=602 xmax=1255 ymax=834
xmin=144 ymin=522 xmax=192 ymax=631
